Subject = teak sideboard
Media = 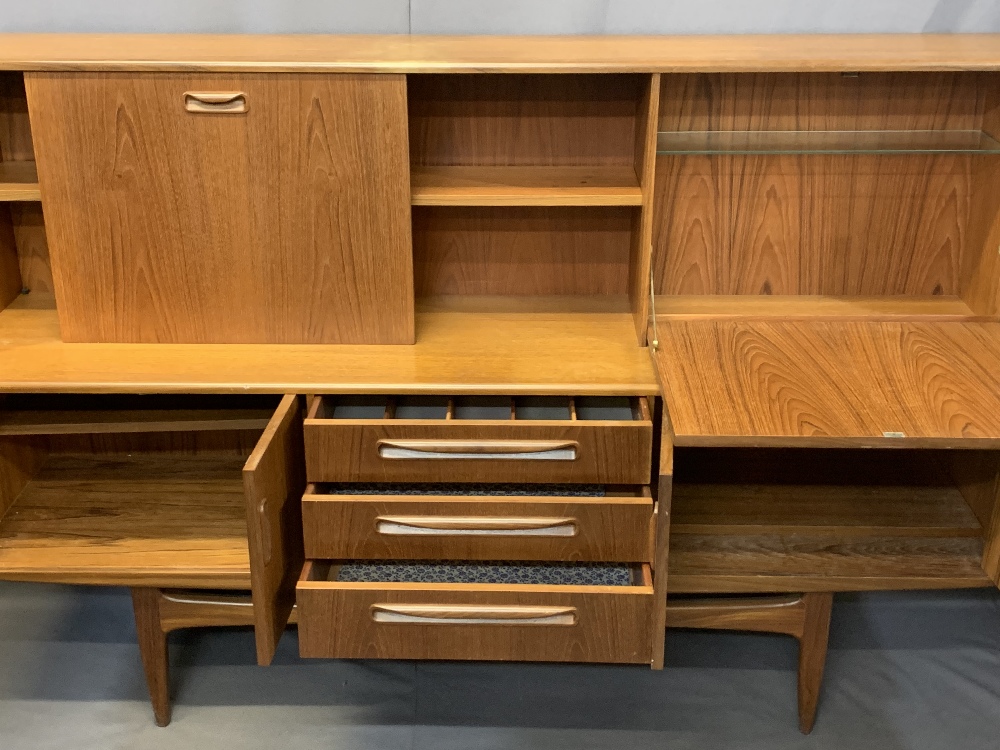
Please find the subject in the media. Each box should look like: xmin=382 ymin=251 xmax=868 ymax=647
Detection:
xmin=2 ymin=33 xmax=1000 ymax=734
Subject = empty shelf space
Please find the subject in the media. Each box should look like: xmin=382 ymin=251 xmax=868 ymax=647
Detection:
xmin=653 ymin=295 xmax=982 ymax=322
xmin=0 ymin=161 xmax=40 ymax=201
xmin=0 ymin=453 xmax=251 ymax=587
xmin=0 ymin=393 xmax=280 ymax=435
xmin=656 ymin=129 xmax=1000 ymax=155
xmin=410 ymin=165 xmax=643 ymax=206
xmin=667 ymin=533 xmax=990 ymax=593
xmin=651 ymin=319 xmax=1000 ymax=447
xmin=311 ymin=394 xmax=645 ymax=422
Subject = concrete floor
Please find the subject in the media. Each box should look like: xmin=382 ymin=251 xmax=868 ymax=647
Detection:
xmin=1 ymin=581 xmax=998 ymax=749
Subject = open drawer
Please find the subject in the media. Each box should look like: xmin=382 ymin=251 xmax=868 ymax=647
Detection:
xmin=302 ymin=483 xmax=653 ymax=562
xmin=303 ymin=395 xmax=653 ymax=484
xmin=0 ymin=392 xmax=307 ymax=667
xmin=297 ymin=559 xmax=653 ymax=663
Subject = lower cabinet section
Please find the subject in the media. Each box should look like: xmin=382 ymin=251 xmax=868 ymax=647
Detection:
xmin=296 ymin=560 xmax=653 ymax=663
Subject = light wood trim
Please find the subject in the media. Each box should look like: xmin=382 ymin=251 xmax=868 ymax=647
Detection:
xmin=0 ymin=299 xmax=659 ymax=395
xmin=0 ymin=161 xmax=40 ymax=201
xmin=411 ymin=165 xmax=642 ymax=206
xmin=183 ymin=91 xmax=247 ymax=113
xmin=629 ymin=73 xmax=660 ymax=344
xmin=370 ymin=603 xmax=577 ymax=625
xmin=374 ymin=515 xmax=578 ymax=534
xmin=654 ymin=295 xmax=985 ymax=322
xmin=2 ymin=35 xmax=1000 ymax=73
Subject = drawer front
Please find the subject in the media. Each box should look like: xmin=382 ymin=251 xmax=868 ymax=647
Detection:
xmin=297 ymin=562 xmax=653 ymax=663
xmin=303 ymin=396 xmax=653 ymax=484
xmin=301 ymin=487 xmax=654 ymax=562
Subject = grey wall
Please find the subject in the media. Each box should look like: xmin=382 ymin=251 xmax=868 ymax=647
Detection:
xmin=0 ymin=0 xmax=998 ymax=34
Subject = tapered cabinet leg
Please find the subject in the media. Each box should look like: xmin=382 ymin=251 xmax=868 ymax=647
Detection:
xmin=797 ymin=592 xmax=833 ymax=734
xmin=131 ymin=587 xmax=171 ymax=727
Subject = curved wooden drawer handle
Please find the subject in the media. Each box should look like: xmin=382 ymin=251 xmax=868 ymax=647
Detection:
xmin=184 ymin=91 xmax=248 ymax=113
xmin=370 ymin=603 xmax=577 ymax=626
xmin=375 ymin=515 xmax=578 ymax=536
xmin=377 ymin=439 xmax=578 ymax=460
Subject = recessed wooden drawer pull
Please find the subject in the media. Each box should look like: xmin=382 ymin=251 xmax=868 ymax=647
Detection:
xmin=376 ymin=439 xmax=578 ymax=460
xmin=183 ymin=91 xmax=248 ymax=113
xmin=369 ymin=603 xmax=577 ymax=626
xmin=374 ymin=515 xmax=578 ymax=536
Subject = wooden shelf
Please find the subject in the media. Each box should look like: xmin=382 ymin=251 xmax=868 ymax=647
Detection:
xmin=653 ymin=295 xmax=983 ymax=322
xmin=656 ymin=129 xmax=1000 ymax=155
xmin=0 ymin=161 xmax=40 ymax=202
xmin=0 ymin=394 xmax=279 ymax=435
xmin=0 ymin=454 xmax=251 ymax=587
xmin=410 ymin=166 xmax=643 ymax=206
xmin=668 ymin=480 xmax=991 ymax=592
xmin=0 ymin=294 xmax=658 ymax=395
xmin=651 ymin=319 xmax=1000 ymax=447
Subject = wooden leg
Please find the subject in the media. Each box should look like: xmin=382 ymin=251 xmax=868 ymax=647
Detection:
xmin=666 ymin=592 xmax=835 ymax=734
xmin=797 ymin=592 xmax=833 ymax=734
xmin=131 ymin=587 xmax=171 ymax=727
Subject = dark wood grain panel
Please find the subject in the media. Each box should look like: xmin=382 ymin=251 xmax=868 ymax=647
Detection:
xmin=301 ymin=489 xmax=653 ymax=562
xmin=658 ymin=72 xmax=986 ymax=132
xmin=0 ymin=207 xmax=20 ymax=309
xmin=9 ymin=203 xmax=51 ymax=294
xmin=651 ymin=320 xmax=1000 ymax=446
xmin=26 ymin=72 xmax=413 ymax=343
xmin=0 ymin=453 xmax=251 ymax=587
xmin=297 ymin=561 xmax=653 ymax=663
xmin=303 ymin=419 xmax=653 ymax=485
xmin=667 ymin=533 xmax=990 ymax=592
xmin=653 ymin=155 xmax=972 ymax=297
xmin=409 ymin=74 xmax=640 ymax=167
xmin=629 ymin=74 xmax=660 ymax=343
xmin=413 ymin=206 xmax=632 ymax=296
xmin=0 ymin=72 xmax=33 ymax=161
xmin=960 ymin=90 xmax=1000 ymax=317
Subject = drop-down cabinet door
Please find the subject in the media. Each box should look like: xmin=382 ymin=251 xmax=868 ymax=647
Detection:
xmin=25 ymin=73 xmax=413 ymax=344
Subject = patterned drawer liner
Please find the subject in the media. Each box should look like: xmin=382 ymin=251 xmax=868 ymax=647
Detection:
xmin=335 ymin=560 xmax=633 ymax=586
xmin=317 ymin=483 xmax=606 ymax=496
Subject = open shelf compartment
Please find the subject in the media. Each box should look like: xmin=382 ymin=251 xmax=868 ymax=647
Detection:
xmin=667 ymin=447 xmax=1000 ymax=592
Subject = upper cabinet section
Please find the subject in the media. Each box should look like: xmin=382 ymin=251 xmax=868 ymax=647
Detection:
xmin=25 ymin=73 xmax=414 ymax=344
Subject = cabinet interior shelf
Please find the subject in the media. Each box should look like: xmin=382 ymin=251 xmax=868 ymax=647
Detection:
xmin=0 ymin=161 xmax=41 ymax=201
xmin=656 ymin=129 xmax=1000 ymax=155
xmin=653 ymin=295 xmax=982 ymax=322
xmin=0 ymin=453 xmax=252 ymax=587
xmin=410 ymin=165 xmax=643 ymax=206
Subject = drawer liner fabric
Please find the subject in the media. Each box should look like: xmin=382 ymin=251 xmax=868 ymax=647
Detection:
xmin=318 ymin=483 xmax=606 ymax=496
xmin=335 ymin=561 xmax=633 ymax=586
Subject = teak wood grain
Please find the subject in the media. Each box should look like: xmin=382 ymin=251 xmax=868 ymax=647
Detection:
xmin=303 ymin=395 xmax=653 ymax=484
xmin=0 ymin=161 xmax=40 ymax=201
xmin=0 ymin=453 xmax=251 ymax=588
xmin=0 ymin=72 xmax=33 ymax=161
xmin=26 ymin=72 xmax=413 ymax=344
xmin=629 ymin=74 xmax=660 ymax=344
xmin=2 ymin=35 xmax=1000 ymax=73
xmin=408 ymin=74 xmax=640 ymax=167
xmin=653 ymin=295 xmax=981 ymax=321
xmin=0 ymin=298 xmax=660 ymax=395
xmin=651 ymin=320 xmax=1000 ymax=447
xmin=296 ymin=561 xmax=653 ymax=663
xmin=0 ymin=208 xmax=20 ymax=309
xmin=410 ymin=165 xmax=642 ymax=206
xmin=242 ymin=394 xmax=305 ymax=666
xmin=8 ymin=202 xmax=50 ymax=293
xmin=301 ymin=486 xmax=653 ymax=562
xmin=413 ymin=207 xmax=632 ymax=296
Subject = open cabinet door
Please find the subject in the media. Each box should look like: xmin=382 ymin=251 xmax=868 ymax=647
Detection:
xmin=243 ymin=394 xmax=305 ymax=665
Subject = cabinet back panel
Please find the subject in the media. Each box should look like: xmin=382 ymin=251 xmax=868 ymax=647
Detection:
xmin=659 ymin=72 xmax=986 ymax=132
xmin=0 ymin=73 xmax=33 ymax=162
xmin=653 ymin=154 xmax=970 ymax=296
xmin=413 ymin=206 xmax=632 ymax=296
xmin=26 ymin=73 xmax=414 ymax=344
xmin=409 ymin=74 xmax=641 ymax=167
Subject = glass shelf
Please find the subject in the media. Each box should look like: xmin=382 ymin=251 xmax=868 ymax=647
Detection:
xmin=656 ymin=130 xmax=1000 ymax=155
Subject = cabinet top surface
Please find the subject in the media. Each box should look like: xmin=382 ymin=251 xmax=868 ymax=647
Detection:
xmin=0 ymin=34 xmax=999 ymax=73
xmin=0 ymin=297 xmax=659 ymax=395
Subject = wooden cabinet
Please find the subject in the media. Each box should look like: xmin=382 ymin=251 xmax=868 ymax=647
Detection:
xmin=25 ymin=73 xmax=413 ymax=344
